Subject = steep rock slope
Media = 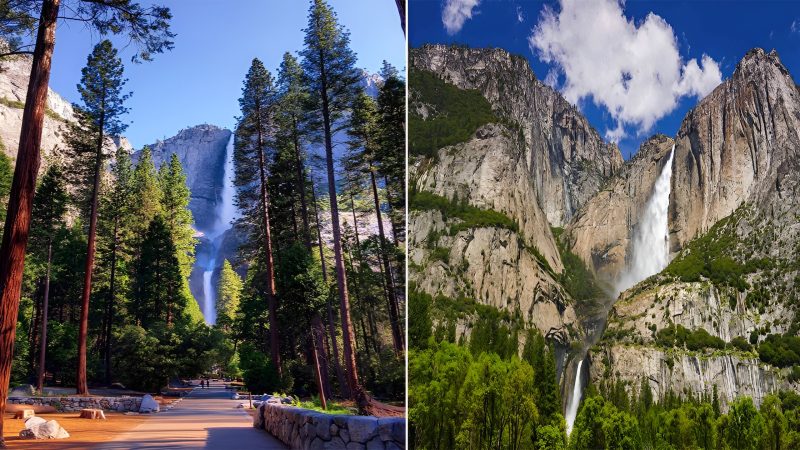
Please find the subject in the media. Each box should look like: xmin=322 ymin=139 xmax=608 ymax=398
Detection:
xmin=410 ymin=123 xmax=577 ymax=342
xmin=410 ymin=44 xmax=623 ymax=226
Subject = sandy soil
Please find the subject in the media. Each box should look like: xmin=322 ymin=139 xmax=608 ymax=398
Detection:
xmin=2 ymin=412 xmax=150 ymax=449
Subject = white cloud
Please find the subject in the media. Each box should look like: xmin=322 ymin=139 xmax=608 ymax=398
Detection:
xmin=517 ymin=6 xmax=524 ymax=23
xmin=442 ymin=0 xmax=481 ymax=35
xmin=529 ymin=0 xmax=722 ymax=141
xmin=792 ymin=20 xmax=798 ymax=33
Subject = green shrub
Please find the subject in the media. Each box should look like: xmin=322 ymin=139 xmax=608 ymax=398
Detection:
xmin=411 ymin=191 xmax=518 ymax=233
xmin=758 ymin=334 xmax=800 ymax=367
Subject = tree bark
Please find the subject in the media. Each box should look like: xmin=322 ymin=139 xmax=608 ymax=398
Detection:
xmin=318 ymin=55 xmax=364 ymax=408
xmin=0 ymin=1 xmax=60 ymax=444
xmin=383 ymin=175 xmax=402 ymax=245
xmin=311 ymin=178 xmax=349 ymax=398
xmin=104 ymin=219 xmax=119 ymax=386
xmin=311 ymin=314 xmax=329 ymax=406
xmin=76 ymin=104 xmax=106 ymax=396
xmin=292 ymin=118 xmax=311 ymax=250
xmin=256 ymin=119 xmax=280 ymax=378
xmin=369 ymin=169 xmax=403 ymax=353
xmin=36 ymin=242 xmax=53 ymax=391
xmin=394 ymin=0 xmax=405 ymax=35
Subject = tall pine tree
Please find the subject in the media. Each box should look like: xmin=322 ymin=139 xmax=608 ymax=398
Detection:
xmin=29 ymin=164 xmax=68 ymax=391
xmin=234 ymin=58 xmax=282 ymax=378
xmin=346 ymin=91 xmax=403 ymax=353
xmin=68 ymin=40 xmax=130 ymax=395
xmin=0 ymin=5 xmax=171 ymax=435
xmin=301 ymin=0 xmax=401 ymax=414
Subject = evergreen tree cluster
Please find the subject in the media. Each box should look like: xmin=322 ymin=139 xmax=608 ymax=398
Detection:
xmin=219 ymin=0 xmax=406 ymax=409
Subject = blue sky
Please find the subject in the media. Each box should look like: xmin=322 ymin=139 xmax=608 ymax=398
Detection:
xmin=48 ymin=0 xmax=406 ymax=148
xmin=411 ymin=0 xmax=800 ymax=159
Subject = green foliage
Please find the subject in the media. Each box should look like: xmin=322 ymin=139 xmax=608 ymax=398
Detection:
xmin=758 ymin=333 xmax=800 ymax=367
xmin=411 ymin=190 xmax=518 ymax=234
xmin=0 ymin=151 xmax=12 ymax=225
xmin=216 ymin=260 xmax=242 ymax=329
xmin=552 ymin=227 xmax=604 ymax=302
xmin=664 ymin=215 xmax=773 ymax=291
xmin=410 ymin=340 xmax=552 ymax=450
xmin=158 ymin=153 xmax=195 ymax=278
xmin=238 ymin=342 xmax=283 ymax=394
xmin=408 ymin=290 xmax=432 ymax=349
xmin=409 ymin=68 xmax=497 ymax=157
xmin=130 ymin=216 xmax=189 ymax=328
xmin=655 ymin=324 xmax=725 ymax=351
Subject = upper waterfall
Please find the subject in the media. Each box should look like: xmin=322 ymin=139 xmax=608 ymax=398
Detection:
xmin=615 ymin=145 xmax=676 ymax=295
xmin=201 ymin=133 xmax=237 ymax=324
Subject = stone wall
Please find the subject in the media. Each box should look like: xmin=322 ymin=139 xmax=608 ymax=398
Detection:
xmin=8 ymin=396 xmax=142 ymax=412
xmin=254 ymin=403 xmax=405 ymax=450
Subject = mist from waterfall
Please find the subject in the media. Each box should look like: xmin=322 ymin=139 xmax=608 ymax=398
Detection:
xmin=201 ymin=133 xmax=237 ymax=325
xmin=615 ymin=145 xmax=676 ymax=295
xmin=565 ymin=359 xmax=584 ymax=436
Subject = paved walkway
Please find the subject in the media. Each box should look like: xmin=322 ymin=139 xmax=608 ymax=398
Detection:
xmin=96 ymin=382 xmax=286 ymax=449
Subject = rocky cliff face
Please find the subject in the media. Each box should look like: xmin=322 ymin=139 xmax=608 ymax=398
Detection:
xmin=410 ymin=44 xmax=623 ymax=226
xmin=0 ymin=55 xmax=74 ymax=161
xmin=565 ymin=135 xmax=675 ymax=284
xmin=409 ymin=122 xmax=579 ymax=344
xmin=415 ymin=123 xmax=562 ymax=272
xmin=670 ymin=48 xmax=800 ymax=250
xmin=144 ymin=124 xmax=233 ymax=232
xmin=583 ymin=48 xmax=800 ymax=407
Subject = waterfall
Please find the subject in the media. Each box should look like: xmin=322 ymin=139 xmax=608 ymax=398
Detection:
xmin=615 ymin=145 xmax=676 ymax=295
xmin=565 ymin=359 xmax=584 ymax=436
xmin=201 ymin=133 xmax=237 ymax=325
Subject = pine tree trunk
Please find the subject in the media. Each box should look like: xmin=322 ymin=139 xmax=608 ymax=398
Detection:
xmin=292 ymin=119 xmax=312 ymax=249
xmin=76 ymin=114 xmax=105 ymax=396
xmin=256 ymin=127 xmax=281 ymax=378
xmin=312 ymin=179 xmax=349 ymax=398
xmin=104 ymin=220 xmax=118 ymax=386
xmin=36 ymin=242 xmax=53 ymax=391
xmin=311 ymin=314 xmax=329 ymax=405
xmin=28 ymin=287 xmax=40 ymax=378
xmin=383 ymin=175 xmax=402 ymax=245
xmin=0 ymin=1 xmax=60 ymax=443
xmin=318 ymin=63 xmax=364 ymax=408
xmin=395 ymin=0 xmax=405 ymax=34
xmin=369 ymin=169 xmax=403 ymax=353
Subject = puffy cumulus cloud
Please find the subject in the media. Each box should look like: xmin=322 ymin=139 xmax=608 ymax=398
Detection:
xmin=529 ymin=0 xmax=722 ymax=141
xmin=442 ymin=0 xmax=481 ymax=35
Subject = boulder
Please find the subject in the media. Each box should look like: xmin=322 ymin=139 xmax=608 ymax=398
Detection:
xmin=139 ymin=394 xmax=160 ymax=413
xmin=19 ymin=418 xmax=69 ymax=439
xmin=9 ymin=384 xmax=35 ymax=397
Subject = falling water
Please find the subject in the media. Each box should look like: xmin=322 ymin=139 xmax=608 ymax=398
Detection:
xmin=565 ymin=359 xmax=584 ymax=436
xmin=615 ymin=145 xmax=676 ymax=295
xmin=201 ymin=133 xmax=237 ymax=325
xmin=563 ymin=145 xmax=676 ymax=435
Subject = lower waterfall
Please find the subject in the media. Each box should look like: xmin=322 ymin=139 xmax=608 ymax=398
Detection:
xmin=565 ymin=359 xmax=584 ymax=436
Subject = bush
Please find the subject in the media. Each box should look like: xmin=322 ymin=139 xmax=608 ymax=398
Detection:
xmin=758 ymin=334 xmax=800 ymax=368
xmin=410 ymin=191 xmax=518 ymax=233
xmin=730 ymin=336 xmax=753 ymax=352
xmin=655 ymin=324 xmax=724 ymax=351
